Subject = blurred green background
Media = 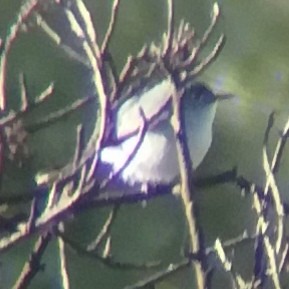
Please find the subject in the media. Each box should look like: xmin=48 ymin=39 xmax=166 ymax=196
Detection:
xmin=1 ymin=0 xmax=289 ymax=288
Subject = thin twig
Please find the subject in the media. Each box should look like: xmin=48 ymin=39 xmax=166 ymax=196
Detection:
xmin=279 ymin=242 xmax=289 ymax=272
xmin=62 ymin=2 xmax=110 ymax=180
xmin=72 ymin=0 xmax=103 ymax=67
xmin=271 ymin=116 xmax=289 ymax=174
xmin=99 ymin=108 xmax=148 ymax=189
xmin=57 ymin=230 xmax=160 ymax=270
xmin=115 ymin=46 xmax=150 ymax=101
xmin=263 ymin=236 xmax=282 ymax=289
xmin=73 ymin=124 xmax=85 ymax=166
xmin=262 ymin=112 xmax=285 ymax=254
xmin=19 ymin=73 xmax=28 ymax=111
xmin=87 ymin=205 xmax=119 ymax=251
xmin=100 ymin=0 xmax=121 ymax=99
xmin=198 ymin=3 xmax=221 ymax=54
xmin=170 ymin=85 xmax=206 ymax=289
xmin=58 ymin=223 xmax=70 ymax=289
xmin=206 ymin=230 xmax=255 ymax=255
xmin=195 ymin=167 xmax=237 ymax=188
xmin=26 ymin=198 xmax=38 ymax=233
xmin=0 ymin=168 xmax=237 ymax=207
xmin=128 ymin=232 xmax=254 ymax=289
xmin=101 ymin=0 xmax=121 ymax=55
xmin=0 ymin=0 xmax=41 ymax=110
xmin=162 ymin=0 xmax=174 ymax=59
xmin=123 ymin=260 xmax=190 ymax=289
xmin=263 ymin=144 xmax=284 ymax=254
xmin=0 ymin=83 xmax=54 ymax=127
xmin=12 ymin=232 xmax=52 ymax=289
xmin=250 ymin=113 xmax=282 ymax=289
xmin=184 ymin=2 xmax=221 ymax=74
xmin=187 ymin=34 xmax=225 ymax=81
xmin=35 ymin=13 xmax=90 ymax=67
xmin=25 ymin=95 xmax=94 ymax=133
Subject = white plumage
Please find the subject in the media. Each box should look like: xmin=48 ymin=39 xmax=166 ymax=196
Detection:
xmin=100 ymin=79 xmax=218 ymax=186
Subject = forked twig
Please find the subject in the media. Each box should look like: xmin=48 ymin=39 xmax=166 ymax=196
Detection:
xmin=187 ymin=34 xmax=225 ymax=81
xmin=57 ymin=230 xmax=160 ymax=270
xmin=0 ymin=83 xmax=54 ymax=127
xmin=0 ymin=0 xmax=41 ymax=110
xmin=262 ymin=112 xmax=285 ymax=255
xmin=87 ymin=205 xmax=120 ymax=251
xmin=25 ymin=95 xmax=94 ymax=133
xmin=35 ymin=13 xmax=90 ymax=67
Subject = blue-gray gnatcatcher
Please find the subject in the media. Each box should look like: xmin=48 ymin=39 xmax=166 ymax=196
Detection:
xmin=100 ymin=79 xmax=228 ymax=186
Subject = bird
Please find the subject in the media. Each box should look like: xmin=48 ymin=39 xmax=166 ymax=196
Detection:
xmin=98 ymin=78 xmax=230 ymax=188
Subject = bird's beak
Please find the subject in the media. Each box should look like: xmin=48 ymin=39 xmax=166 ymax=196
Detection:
xmin=215 ymin=93 xmax=235 ymax=101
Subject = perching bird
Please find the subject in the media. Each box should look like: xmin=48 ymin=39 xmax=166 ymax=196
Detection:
xmin=99 ymin=78 xmax=230 ymax=187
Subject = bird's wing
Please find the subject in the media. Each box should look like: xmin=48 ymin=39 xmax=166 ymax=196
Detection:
xmin=115 ymin=79 xmax=174 ymax=140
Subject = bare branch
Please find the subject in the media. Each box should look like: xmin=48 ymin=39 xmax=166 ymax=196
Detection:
xmin=123 ymin=260 xmax=190 ymax=289
xmin=262 ymin=113 xmax=285 ymax=254
xmin=0 ymin=83 xmax=54 ymax=127
xmin=12 ymin=232 xmax=52 ymax=289
xmin=73 ymin=124 xmax=85 ymax=166
xmin=58 ymin=223 xmax=70 ymax=289
xmin=271 ymin=116 xmax=289 ymax=174
xmin=57 ymin=230 xmax=160 ymax=270
xmin=25 ymin=95 xmax=94 ymax=133
xmin=0 ymin=0 xmax=42 ymax=110
xmin=19 ymin=73 xmax=28 ymax=111
xmin=188 ymin=2 xmax=221 ymax=69
xmin=213 ymin=238 xmax=242 ymax=289
xmin=73 ymin=0 xmax=103 ymax=66
xmin=248 ymin=113 xmax=284 ymax=289
xmin=115 ymin=46 xmax=151 ymax=102
xmin=263 ymin=140 xmax=284 ymax=254
xmin=35 ymin=13 xmax=90 ymax=67
xmin=60 ymin=2 xmax=111 ymax=181
xmin=99 ymin=108 xmax=148 ymax=189
xmin=199 ymin=3 xmax=221 ymax=50
xmin=101 ymin=0 xmax=121 ymax=56
xmin=26 ymin=198 xmax=38 ymax=233
xmin=186 ymin=34 xmax=225 ymax=81
xmin=162 ymin=0 xmax=174 ymax=59
xmin=170 ymin=85 xmax=207 ymax=289
xmin=279 ymin=242 xmax=289 ymax=273
xmin=87 ymin=205 xmax=119 ymax=251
